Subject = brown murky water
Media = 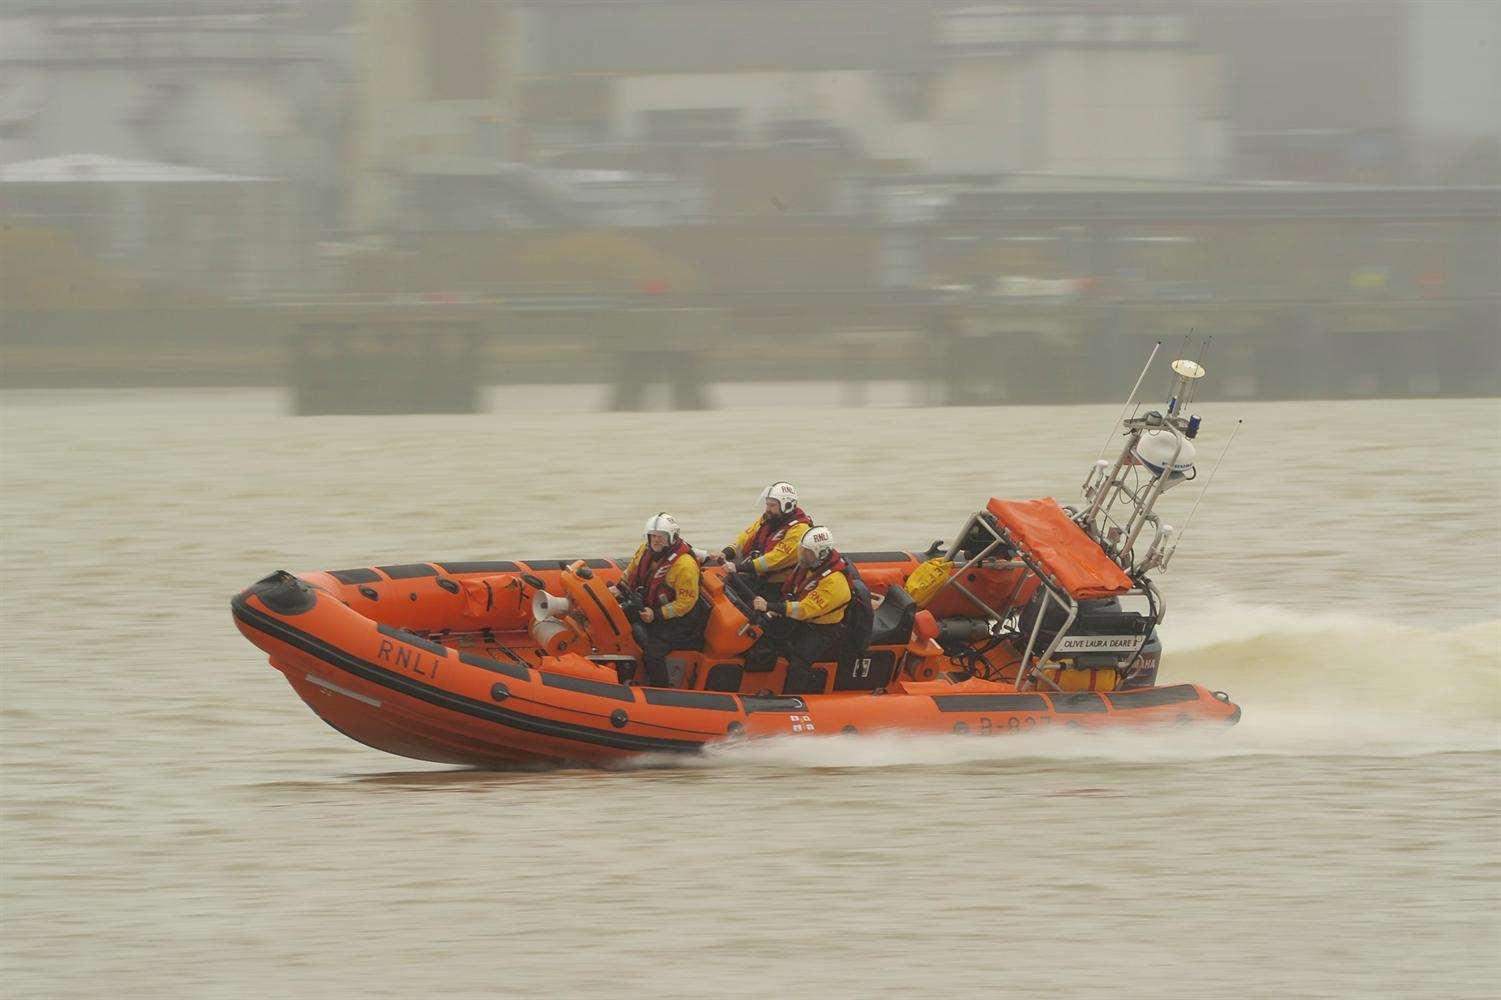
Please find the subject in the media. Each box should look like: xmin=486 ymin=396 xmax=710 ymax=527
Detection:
xmin=2 ymin=389 xmax=1498 ymax=999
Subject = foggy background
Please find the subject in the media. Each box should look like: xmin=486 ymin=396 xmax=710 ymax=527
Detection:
xmin=4 ymin=6 xmax=1500 ymax=1000
xmin=1 ymin=0 xmax=1497 ymax=412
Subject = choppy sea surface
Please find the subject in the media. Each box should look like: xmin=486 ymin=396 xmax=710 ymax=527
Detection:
xmin=2 ymin=389 xmax=1498 ymax=999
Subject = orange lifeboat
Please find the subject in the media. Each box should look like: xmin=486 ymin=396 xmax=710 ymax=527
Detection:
xmin=232 ymin=495 xmax=1240 ymax=768
xmin=234 ymin=355 xmax=1242 ymax=767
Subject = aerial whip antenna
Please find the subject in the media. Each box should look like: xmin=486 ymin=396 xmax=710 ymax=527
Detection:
xmin=1094 ymin=340 xmax=1161 ymax=465
xmin=1171 ymin=418 xmax=1242 ymax=553
xmin=1158 ymin=332 xmax=1192 ymax=402
xmin=1194 ymin=335 xmax=1212 ymax=371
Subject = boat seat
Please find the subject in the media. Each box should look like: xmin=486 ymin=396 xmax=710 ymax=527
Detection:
xmin=703 ymin=662 xmax=744 ymax=691
xmin=832 ymin=649 xmax=897 ymax=692
xmin=867 ymin=585 xmax=917 ymax=647
xmin=784 ymin=666 xmax=829 ymax=696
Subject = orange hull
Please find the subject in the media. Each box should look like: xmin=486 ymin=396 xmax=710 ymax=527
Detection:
xmin=232 ymin=559 xmax=1240 ymax=768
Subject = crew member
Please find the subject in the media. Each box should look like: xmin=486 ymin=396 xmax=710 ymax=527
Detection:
xmin=750 ymin=525 xmax=851 ymax=695
xmin=721 ymin=482 xmax=814 ymax=599
xmin=613 ymin=512 xmax=709 ymax=688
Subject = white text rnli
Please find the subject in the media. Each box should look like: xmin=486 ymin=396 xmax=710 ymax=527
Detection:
xmin=1055 ymin=635 xmax=1145 ymax=653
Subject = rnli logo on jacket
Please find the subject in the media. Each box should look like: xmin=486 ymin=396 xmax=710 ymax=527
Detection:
xmin=1055 ymin=635 xmax=1145 ymax=654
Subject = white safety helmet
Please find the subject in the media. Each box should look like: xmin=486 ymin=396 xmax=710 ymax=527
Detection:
xmin=798 ymin=525 xmax=835 ymax=567
xmin=643 ymin=512 xmax=680 ymax=545
xmin=759 ymin=481 xmax=798 ymax=516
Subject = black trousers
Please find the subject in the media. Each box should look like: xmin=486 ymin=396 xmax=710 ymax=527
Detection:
xmin=637 ymin=600 xmax=710 ymax=687
xmin=745 ymin=575 xmax=786 ymax=602
xmin=749 ymin=620 xmax=843 ymax=694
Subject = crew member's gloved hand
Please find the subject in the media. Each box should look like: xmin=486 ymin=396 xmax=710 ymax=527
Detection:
xmin=638 ymin=606 xmax=655 ymax=624
xmin=735 ymin=559 xmax=756 ymax=576
xmin=751 ymin=596 xmax=767 ymax=612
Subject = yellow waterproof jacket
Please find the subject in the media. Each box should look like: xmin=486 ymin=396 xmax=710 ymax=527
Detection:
xmin=730 ymin=516 xmax=811 ymax=581
xmin=623 ymin=543 xmax=701 ymax=620
xmin=784 ymin=567 xmax=851 ymax=626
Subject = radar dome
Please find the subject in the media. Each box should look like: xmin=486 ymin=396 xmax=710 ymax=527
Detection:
xmin=1132 ymin=430 xmax=1197 ymax=480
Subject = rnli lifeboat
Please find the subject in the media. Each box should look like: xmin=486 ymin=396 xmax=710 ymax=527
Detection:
xmin=232 ymin=355 xmax=1240 ymax=767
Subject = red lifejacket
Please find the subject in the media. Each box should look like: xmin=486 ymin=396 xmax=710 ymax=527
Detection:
xmin=781 ymin=549 xmax=850 ymax=601
xmin=748 ymin=507 xmax=813 ymax=558
xmin=627 ymin=537 xmax=697 ymax=609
